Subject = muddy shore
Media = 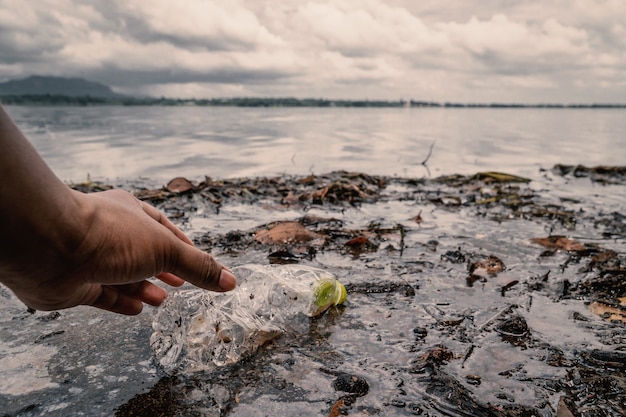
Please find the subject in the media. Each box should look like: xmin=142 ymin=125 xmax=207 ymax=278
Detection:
xmin=2 ymin=165 xmax=625 ymax=417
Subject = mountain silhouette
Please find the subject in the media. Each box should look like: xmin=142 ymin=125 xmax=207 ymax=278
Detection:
xmin=0 ymin=75 xmax=123 ymax=97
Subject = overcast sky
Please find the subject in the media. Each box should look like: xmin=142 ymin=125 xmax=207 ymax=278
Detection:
xmin=1 ymin=0 xmax=625 ymax=103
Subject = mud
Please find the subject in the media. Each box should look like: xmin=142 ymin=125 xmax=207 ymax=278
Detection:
xmin=1 ymin=165 xmax=624 ymax=417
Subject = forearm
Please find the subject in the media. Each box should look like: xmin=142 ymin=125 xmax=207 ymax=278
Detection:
xmin=0 ymin=105 xmax=84 ymax=283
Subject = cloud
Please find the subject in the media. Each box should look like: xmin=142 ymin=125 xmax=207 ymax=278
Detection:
xmin=288 ymin=1 xmax=447 ymax=56
xmin=0 ymin=0 xmax=624 ymax=102
xmin=0 ymin=3 xmax=65 ymax=64
xmin=442 ymin=15 xmax=586 ymax=60
xmin=118 ymin=0 xmax=283 ymax=51
xmin=436 ymin=14 xmax=590 ymax=75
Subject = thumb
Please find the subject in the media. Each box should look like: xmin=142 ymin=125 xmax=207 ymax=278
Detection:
xmin=168 ymin=240 xmax=237 ymax=292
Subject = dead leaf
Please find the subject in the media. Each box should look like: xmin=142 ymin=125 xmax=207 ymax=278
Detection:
xmin=345 ymin=236 xmax=378 ymax=254
xmin=530 ymin=236 xmax=586 ymax=252
xmin=468 ymin=255 xmax=505 ymax=276
xmin=472 ymin=172 xmax=531 ymax=183
xmin=417 ymin=345 xmax=454 ymax=366
xmin=345 ymin=236 xmax=372 ymax=247
xmin=135 ymin=189 xmax=170 ymax=201
xmin=311 ymin=182 xmax=369 ymax=204
xmin=166 ymin=177 xmax=194 ymax=193
xmin=589 ymin=301 xmax=626 ymax=324
xmin=328 ymin=398 xmax=347 ymax=417
xmin=255 ymin=221 xmax=324 ymax=245
xmin=297 ymin=174 xmax=316 ymax=185
xmin=557 ymin=397 xmax=575 ymax=417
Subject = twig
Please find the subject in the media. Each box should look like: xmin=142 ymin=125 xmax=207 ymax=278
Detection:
xmin=420 ymin=140 xmax=436 ymax=166
xmin=420 ymin=140 xmax=436 ymax=177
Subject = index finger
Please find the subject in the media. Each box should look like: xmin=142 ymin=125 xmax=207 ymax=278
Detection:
xmin=156 ymin=272 xmax=186 ymax=287
xmin=139 ymin=200 xmax=194 ymax=245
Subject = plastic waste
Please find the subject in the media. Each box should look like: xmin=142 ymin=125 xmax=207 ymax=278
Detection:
xmin=150 ymin=264 xmax=347 ymax=374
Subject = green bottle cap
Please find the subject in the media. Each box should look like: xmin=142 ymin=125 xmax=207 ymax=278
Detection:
xmin=314 ymin=279 xmax=347 ymax=308
xmin=335 ymin=282 xmax=347 ymax=305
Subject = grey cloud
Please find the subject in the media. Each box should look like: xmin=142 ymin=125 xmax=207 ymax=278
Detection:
xmin=0 ymin=0 xmax=624 ymax=102
xmin=0 ymin=15 xmax=66 ymax=65
xmin=89 ymin=67 xmax=296 ymax=89
xmin=92 ymin=3 xmax=259 ymax=53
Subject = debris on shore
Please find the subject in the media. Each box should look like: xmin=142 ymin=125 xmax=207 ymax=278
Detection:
xmin=35 ymin=165 xmax=623 ymax=416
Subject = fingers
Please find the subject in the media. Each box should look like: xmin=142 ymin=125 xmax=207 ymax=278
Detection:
xmin=89 ymin=285 xmax=144 ymax=315
xmin=139 ymin=200 xmax=194 ymax=245
xmin=139 ymin=198 xmax=237 ymax=292
xmin=156 ymin=272 xmax=186 ymax=287
xmin=87 ymin=281 xmax=168 ymax=315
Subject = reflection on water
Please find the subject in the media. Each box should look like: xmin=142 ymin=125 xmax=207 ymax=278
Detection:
xmin=5 ymin=105 xmax=626 ymax=183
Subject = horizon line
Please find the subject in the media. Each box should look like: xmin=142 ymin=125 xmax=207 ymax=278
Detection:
xmin=1 ymin=94 xmax=625 ymax=108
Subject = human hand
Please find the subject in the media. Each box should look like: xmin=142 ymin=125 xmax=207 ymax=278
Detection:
xmin=2 ymin=189 xmax=236 ymax=315
xmin=0 ymin=105 xmax=233 ymax=315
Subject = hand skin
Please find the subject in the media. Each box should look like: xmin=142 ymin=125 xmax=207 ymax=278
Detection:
xmin=0 ymin=105 xmax=236 ymax=315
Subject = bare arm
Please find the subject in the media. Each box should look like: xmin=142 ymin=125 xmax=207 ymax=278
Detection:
xmin=0 ymin=105 xmax=235 ymax=315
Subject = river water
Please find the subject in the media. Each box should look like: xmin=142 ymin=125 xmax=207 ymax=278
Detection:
xmin=4 ymin=105 xmax=625 ymax=184
xmin=1 ymin=105 xmax=625 ymax=417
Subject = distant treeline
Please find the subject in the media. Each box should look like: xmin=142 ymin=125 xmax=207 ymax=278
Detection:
xmin=1 ymin=94 xmax=624 ymax=108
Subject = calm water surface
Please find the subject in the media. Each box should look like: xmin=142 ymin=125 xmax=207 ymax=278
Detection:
xmin=5 ymin=105 xmax=626 ymax=183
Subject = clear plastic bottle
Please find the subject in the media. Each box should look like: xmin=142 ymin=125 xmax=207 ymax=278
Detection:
xmin=150 ymin=264 xmax=347 ymax=374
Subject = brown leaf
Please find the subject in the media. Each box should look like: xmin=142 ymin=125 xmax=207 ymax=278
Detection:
xmin=298 ymin=174 xmax=316 ymax=185
xmin=468 ymin=255 xmax=505 ymax=276
xmin=166 ymin=177 xmax=194 ymax=193
xmin=135 ymin=189 xmax=170 ymax=201
xmin=557 ymin=397 xmax=575 ymax=417
xmin=311 ymin=186 xmax=330 ymax=201
xmin=345 ymin=236 xmax=372 ymax=247
xmin=589 ymin=301 xmax=626 ymax=324
xmin=472 ymin=171 xmax=531 ymax=183
xmin=530 ymin=236 xmax=586 ymax=252
xmin=255 ymin=221 xmax=324 ymax=245
xmin=417 ymin=345 xmax=454 ymax=366
xmin=328 ymin=398 xmax=346 ymax=417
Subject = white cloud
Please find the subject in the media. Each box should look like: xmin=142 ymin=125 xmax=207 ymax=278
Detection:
xmin=119 ymin=0 xmax=283 ymax=51
xmin=289 ymin=0 xmax=447 ymax=56
xmin=438 ymin=14 xmax=589 ymax=64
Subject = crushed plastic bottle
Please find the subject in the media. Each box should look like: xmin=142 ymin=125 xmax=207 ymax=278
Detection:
xmin=150 ymin=264 xmax=347 ymax=374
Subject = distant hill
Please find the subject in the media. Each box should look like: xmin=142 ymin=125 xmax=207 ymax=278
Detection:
xmin=0 ymin=75 xmax=123 ymax=98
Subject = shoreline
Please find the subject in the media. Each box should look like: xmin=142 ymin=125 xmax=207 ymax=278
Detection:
xmin=2 ymin=95 xmax=626 ymax=109
xmin=2 ymin=165 xmax=624 ymax=416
